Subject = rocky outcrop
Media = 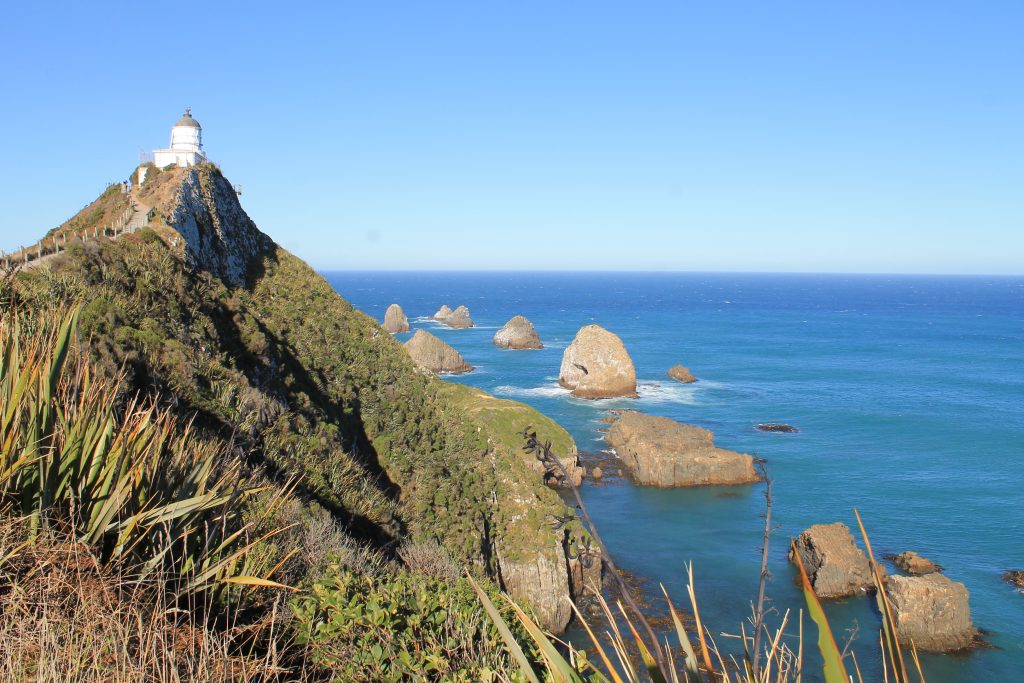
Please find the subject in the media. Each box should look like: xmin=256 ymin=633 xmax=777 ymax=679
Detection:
xmin=433 ymin=305 xmax=453 ymax=320
xmin=790 ymin=523 xmax=877 ymax=598
xmin=433 ymin=304 xmax=473 ymax=329
xmin=493 ymin=315 xmax=543 ymax=349
xmin=892 ymin=551 xmax=943 ymax=575
xmin=558 ymin=325 xmax=637 ymax=399
xmin=886 ymin=574 xmax=978 ymax=651
xmin=404 ymin=330 xmax=473 ymax=374
xmin=605 ymin=411 xmax=759 ymax=487
xmin=756 ymin=423 xmax=800 ymax=433
xmin=382 ymin=303 xmax=410 ymax=333
xmin=165 ymin=165 xmax=273 ymax=287
xmin=667 ymin=365 xmax=697 ymax=383
xmin=1003 ymin=570 xmax=1024 ymax=590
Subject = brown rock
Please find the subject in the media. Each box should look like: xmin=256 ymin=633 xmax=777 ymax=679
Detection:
xmin=886 ymin=574 xmax=978 ymax=652
xmin=496 ymin=539 xmax=573 ymax=632
xmin=433 ymin=304 xmax=453 ymax=320
xmin=591 ymin=467 xmax=603 ymax=479
xmin=893 ymin=551 xmax=943 ymax=575
xmin=494 ymin=315 xmax=543 ymax=349
xmin=446 ymin=305 xmax=474 ymax=329
xmin=605 ymin=411 xmax=759 ymax=487
xmin=790 ymin=522 xmax=877 ymax=598
xmin=558 ymin=325 xmax=637 ymax=399
xmin=1003 ymin=569 xmax=1024 ymax=590
xmin=403 ymin=330 xmax=473 ymax=374
xmin=381 ymin=303 xmax=409 ymax=333
xmin=667 ymin=364 xmax=697 ymax=383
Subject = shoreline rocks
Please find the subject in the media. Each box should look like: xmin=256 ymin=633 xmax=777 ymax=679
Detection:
xmin=1003 ymin=570 xmax=1024 ymax=590
xmin=381 ymin=303 xmax=410 ymax=333
xmin=667 ymin=364 xmax=697 ymax=383
xmin=790 ymin=523 xmax=877 ymax=598
xmin=493 ymin=315 xmax=543 ymax=349
xmin=558 ymin=325 xmax=637 ymax=399
xmin=755 ymin=423 xmax=799 ymax=433
xmin=433 ymin=304 xmax=473 ymax=329
xmin=403 ymin=330 xmax=473 ymax=374
xmin=891 ymin=551 xmax=943 ymax=576
xmin=887 ymin=574 xmax=978 ymax=652
xmin=605 ymin=411 xmax=759 ymax=487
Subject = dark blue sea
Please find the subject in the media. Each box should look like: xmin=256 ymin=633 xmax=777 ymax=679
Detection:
xmin=324 ymin=271 xmax=1024 ymax=682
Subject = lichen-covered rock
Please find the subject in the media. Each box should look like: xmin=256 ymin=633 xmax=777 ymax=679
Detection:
xmin=165 ymin=166 xmax=273 ymax=286
xmin=790 ymin=522 xmax=876 ymax=598
xmin=404 ymin=330 xmax=473 ymax=374
xmin=605 ymin=411 xmax=759 ymax=487
xmin=893 ymin=551 xmax=943 ymax=575
xmin=667 ymin=364 xmax=697 ymax=383
xmin=494 ymin=315 xmax=542 ymax=349
xmin=382 ymin=303 xmax=410 ymax=333
xmin=558 ymin=325 xmax=637 ymax=399
xmin=446 ymin=305 xmax=474 ymax=329
xmin=886 ymin=574 xmax=978 ymax=651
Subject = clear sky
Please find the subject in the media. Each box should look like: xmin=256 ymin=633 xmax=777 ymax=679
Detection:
xmin=2 ymin=2 xmax=1022 ymax=273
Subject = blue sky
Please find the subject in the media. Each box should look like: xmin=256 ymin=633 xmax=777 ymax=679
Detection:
xmin=2 ymin=2 xmax=1021 ymax=273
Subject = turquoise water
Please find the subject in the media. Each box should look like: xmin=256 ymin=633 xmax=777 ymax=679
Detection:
xmin=324 ymin=271 xmax=1024 ymax=682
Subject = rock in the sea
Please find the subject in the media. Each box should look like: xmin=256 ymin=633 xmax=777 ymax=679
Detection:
xmin=446 ymin=305 xmax=474 ymax=329
xmin=605 ymin=411 xmax=759 ymax=487
xmin=433 ymin=304 xmax=453 ymax=321
xmin=886 ymin=574 xmax=977 ymax=652
xmin=1003 ymin=570 xmax=1024 ymax=590
xmin=494 ymin=315 xmax=543 ymax=349
xmin=755 ymin=423 xmax=800 ymax=433
xmin=403 ymin=330 xmax=473 ymax=374
xmin=893 ymin=551 xmax=943 ymax=575
xmin=667 ymin=364 xmax=697 ymax=383
xmin=591 ymin=466 xmax=603 ymax=479
xmin=381 ymin=303 xmax=410 ymax=333
xmin=790 ymin=522 xmax=877 ymax=598
xmin=558 ymin=325 xmax=637 ymax=399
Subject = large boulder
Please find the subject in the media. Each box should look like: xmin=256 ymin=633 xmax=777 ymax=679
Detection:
xmin=667 ymin=364 xmax=697 ymax=383
xmin=558 ymin=325 xmax=637 ymax=399
xmin=605 ymin=411 xmax=759 ymax=487
xmin=886 ymin=574 xmax=977 ymax=652
xmin=381 ymin=303 xmax=410 ymax=333
xmin=892 ymin=551 xmax=943 ymax=575
xmin=494 ymin=315 xmax=543 ymax=350
xmin=446 ymin=305 xmax=474 ymax=329
xmin=404 ymin=330 xmax=473 ymax=374
xmin=790 ymin=523 xmax=876 ymax=598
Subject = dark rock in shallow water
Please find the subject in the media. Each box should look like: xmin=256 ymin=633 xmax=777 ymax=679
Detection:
xmin=889 ymin=551 xmax=943 ymax=575
xmin=1003 ymin=570 xmax=1024 ymax=590
xmin=756 ymin=423 xmax=799 ymax=433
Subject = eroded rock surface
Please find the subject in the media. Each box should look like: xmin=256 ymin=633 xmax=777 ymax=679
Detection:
xmin=382 ymin=303 xmax=410 ymax=333
xmin=887 ymin=574 xmax=977 ymax=652
xmin=892 ymin=551 xmax=943 ymax=575
xmin=667 ymin=364 xmax=697 ymax=383
xmin=446 ymin=305 xmax=474 ymax=329
xmin=494 ymin=315 xmax=543 ymax=349
xmin=790 ymin=522 xmax=877 ymax=598
xmin=605 ymin=411 xmax=759 ymax=487
xmin=404 ymin=330 xmax=473 ymax=374
xmin=558 ymin=325 xmax=637 ymax=399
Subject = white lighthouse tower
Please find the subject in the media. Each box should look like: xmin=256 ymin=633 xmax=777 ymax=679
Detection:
xmin=153 ymin=108 xmax=206 ymax=168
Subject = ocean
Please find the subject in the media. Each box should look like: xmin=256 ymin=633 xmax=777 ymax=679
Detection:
xmin=324 ymin=271 xmax=1024 ymax=682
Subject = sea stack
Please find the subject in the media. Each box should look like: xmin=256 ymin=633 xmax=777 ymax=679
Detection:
xmin=404 ymin=330 xmax=473 ymax=374
xmin=493 ymin=315 xmax=543 ymax=349
xmin=886 ymin=574 xmax=977 ymax=651
xmin=667 ymin=364 xmax=697 ymax=383
xmin=790 ymin=523 xmax=878 ymax=599
xmin=558 ymin=324 xmax=637 ymax=399
xmin=382 ymin=303 xmax=410 ymax=333
xmin=433 ymin=305 xmax=453 ymax=321
xmin=446 ymin=305 xmax=474 ymax=329
xmin=605 ymin=411 xmax=759 ymax=487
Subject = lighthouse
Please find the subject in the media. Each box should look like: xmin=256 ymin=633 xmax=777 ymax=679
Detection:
xmin=153 ymin=108 xmax=207 ymax=168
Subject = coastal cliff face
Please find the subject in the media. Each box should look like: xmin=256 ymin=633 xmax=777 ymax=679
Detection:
xmin=14 ymin=163 xmax=595 ymax=632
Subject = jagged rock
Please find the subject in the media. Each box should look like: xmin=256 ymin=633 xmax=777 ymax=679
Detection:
xmin=790 ymin=522 xmax=877 ymax=598
xmin=433 ymin=304 xmax=453 ymax=320
xmin=756 ymin=423 xmax=800 ymax=433
xmin=446 ymin=305 xmax=474 ymax=329
xmin=165 ymin=166 xmax=273 ymax=286
xmin=494 ymin=315 xmax=542 ymax=349
xmin=558 ymin=325 xmax=637 ymax=399
xmin=1003 ymin=570 xmax=1024 ymax=590
xmin=892 ymin=551 xmax=943 ymax=575
xmin=605 ymin=411 xmax=759 ymax=487
xmin=403 ymin=330 xmax=472 ymax=374
xmin=382 ymin=303 xmax=409 ymax=333
xmin=886 ymin=574 xmax=978 ymax=651
xmin=667 ymin=365 xmax=697 ymax=383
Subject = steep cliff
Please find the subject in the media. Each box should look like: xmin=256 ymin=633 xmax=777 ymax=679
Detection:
xmin=12 ymin=162 xmax=596 ymax=631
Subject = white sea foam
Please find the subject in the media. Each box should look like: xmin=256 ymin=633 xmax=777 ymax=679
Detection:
xmin=493 ymin=383 xmax=570 ymax=399
xmin=492 ymin=379 xmax=701 ymax=406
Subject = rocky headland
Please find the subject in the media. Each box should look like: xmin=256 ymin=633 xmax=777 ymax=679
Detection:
xmin=382 ymin=303 xmax=410 ymax=333
xmin=404 ymin=330 xmax=474 ymax=374
xmin=493 ymin=315 xmax=542 ymax=349
xmin=604 ymin=411 xmax=759 ymax=487
xmin=558 ymin=324 xmax=637 ymax=399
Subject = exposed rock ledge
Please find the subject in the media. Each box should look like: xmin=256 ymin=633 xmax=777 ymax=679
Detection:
xmin=493 ymin=315 xmax=543 ymax=349
xmin=404 ymin=330 xmax=472 ymax=374
xmin=382 ymin=303 xmax=410 ymax=333
xmin=558 ymin=324 xmax=637 ymax=399
xmin=604 ymin=411 xmax=759 ymax=487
